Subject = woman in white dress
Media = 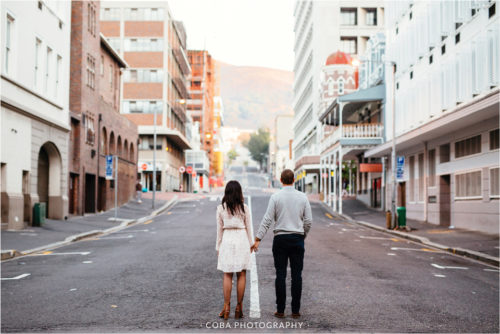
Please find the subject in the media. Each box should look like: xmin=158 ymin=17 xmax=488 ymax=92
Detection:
xmin=216 ymin=180 xmax=253 ymax=320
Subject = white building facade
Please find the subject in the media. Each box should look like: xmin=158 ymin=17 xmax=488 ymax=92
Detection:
xmin=292 ymin=0 xmax=384 ymax=193
xmin=1 ymin=1 xmax=72 ymax=229
xmin=366 ymin=0 xmax=499 ymax=234
xmin=271 ymin=114 xmax=294 ymax=183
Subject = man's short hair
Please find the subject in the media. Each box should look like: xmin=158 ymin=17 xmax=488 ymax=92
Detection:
xmin=280 ymin=169 xmax=295 ymax=185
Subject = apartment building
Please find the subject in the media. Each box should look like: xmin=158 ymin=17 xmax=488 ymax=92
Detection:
xmin=100 ymin=2 xmax=191 ymax=192
xmin=271 ymin=114 xmax=294 ymax=184
xmin=68 ymin=0 xmax=138 ymax=215
xmin=1 ymin=0 xmax=71 ymax=229
xmin=292 ymin=0 xmax=384 ymax=193
xmin=365 ymin=0 xmax=499 ymax=234
xmin=187 ymin=50 xmax=215 ymax=188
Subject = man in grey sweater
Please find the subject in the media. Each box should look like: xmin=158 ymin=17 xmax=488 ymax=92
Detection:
xmin=251 ymin=169 xmax=312 ymax=319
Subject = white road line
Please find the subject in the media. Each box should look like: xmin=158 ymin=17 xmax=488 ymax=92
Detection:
xmin=30 ymin=251 xmax=91 ymax=256
xmin=483 ymin=268 xmax=500 ymax=272
xmin=390 ymin=247 xmax=441 ymax=253
xmin=1 ymin=273 xmax=31 ymax=280
xmin=114 ymin=229 xmax=149 ymax=233
xmin=360 ymin=236 xmax=395 ymax=240
xmin=82 ymin=261 xmax=93 ymax=264
xmin=387 ymin=253 xmax=397 ymax=256
xmin=99 ymin=235 xmax=133 ymax=240
xmin=433 ymin=274 xmax=446 ymax=278
xmin=248 ymin=196 xmax=261 ymax=318
xmin=431 ymin=263 xmax=468 ymax=270
xmin=209 ymin=196 xmax=216 ymax=201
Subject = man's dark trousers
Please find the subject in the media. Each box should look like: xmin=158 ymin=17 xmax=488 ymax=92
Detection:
xmin=272 ymin=234 xmax=305 ymax=314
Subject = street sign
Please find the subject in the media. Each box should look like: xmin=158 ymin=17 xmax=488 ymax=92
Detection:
xmin=141 ymin=163 xmax=148 ymax=171
xmin=192 ymin=171 xmax=197 ymax=177
xmin=186 ymin=166 xmax=193 ymax=174
xmin=105 ymin=155 xmax=114 ymax=180
xmin=179 ymin=166 xmax=185 ymax=173
xmin=397 ymin=156 xmax=405 ymax=180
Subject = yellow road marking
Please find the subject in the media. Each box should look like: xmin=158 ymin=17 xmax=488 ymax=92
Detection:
xmin=325 ymin=213 xmax=333 ymax=219
xmin=427 ymin=230 xmax=455 ymax=234
xmin=41 ymin=251 xmax=53 ymax=255
xmin=167 ymin=212 xmax=172 ymax=215
xmin=111 ymin=305 xmax=117 ymax=308
xmin=143 ymin=220 xmax=153 ymax=225
xmin=421 ymin=248 xmax=440 ymax=252
xmin=390 ymin=238 xmax=400 ymax=242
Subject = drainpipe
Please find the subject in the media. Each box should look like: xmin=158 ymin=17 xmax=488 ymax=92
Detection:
xmin=424 ymin=141 xmax=428 ymax=223
xmin=96 ymin=113 xmax=102 ymax=212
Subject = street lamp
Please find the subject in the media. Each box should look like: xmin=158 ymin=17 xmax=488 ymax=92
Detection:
xmin=351 ymin=58 xmax=398 ymax=229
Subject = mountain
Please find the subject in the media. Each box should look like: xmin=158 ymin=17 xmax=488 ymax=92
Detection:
xmin=218 ymin=61 xmax=293 ymax=130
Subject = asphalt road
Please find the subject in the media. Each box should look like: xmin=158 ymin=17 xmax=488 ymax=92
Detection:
xmin=1 ymin=189 xmax=499 ymax=333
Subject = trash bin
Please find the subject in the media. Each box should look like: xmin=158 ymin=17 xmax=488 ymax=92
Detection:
xmin=33 ymin=202 xmax=46 ymax=226
xmin=397 ymin=206 xmax=406 ymax=227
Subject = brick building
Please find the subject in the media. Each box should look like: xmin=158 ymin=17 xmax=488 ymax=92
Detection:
xmin=69 ymin=0 xmax=138 ymax=215
xmin=100 ymin=3 xmax=191 ymax=192
xmin=187 ymin=50 xmax=215 ymax=186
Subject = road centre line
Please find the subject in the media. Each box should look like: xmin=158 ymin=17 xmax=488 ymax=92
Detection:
xmin=99 ymin=235 xmax=133 ymax=240
xmin=431 ymin=263 xmax=468 ymax=270
xmin=29 ymin=251 xmax=91 ymax=256
xmin=114 ymin=229 xmax=149 ymax=233
xmin=248 ymin=196 xmax=261 ymax=318
xmin=391 ymin=247 xmax=441 ymax=253
xmin=1 ymin=273 xmax=31 ymax=280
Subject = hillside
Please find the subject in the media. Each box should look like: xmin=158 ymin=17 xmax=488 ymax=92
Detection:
xmin=218 ymin=61 xmax=293 ymax=130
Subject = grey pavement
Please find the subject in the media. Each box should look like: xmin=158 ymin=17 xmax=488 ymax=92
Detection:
xmin=1 ymin=189 xmax=498 ymax=332
xmin=340 ymin=198 xmax=500 ymax=259
xmin=1 ymin=198 xmax=166 ymax=254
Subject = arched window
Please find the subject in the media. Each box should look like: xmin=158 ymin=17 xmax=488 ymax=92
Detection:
xmin=117 ymin=136 xmax=122 ymax=157
xmin=338 ymin=77 xmax=345 ymax=95
xmin=123 ymin=139 xmax=128 ymax=160
xmin=327 ymin=78 xmax=334 ymax=96
xmin=101 ymin=127 xmax=108 ymax=155
xmin=130 ymin=143 xmax=135 ymax=161
xmin=109 ymin=131 xmax=115 ymax=155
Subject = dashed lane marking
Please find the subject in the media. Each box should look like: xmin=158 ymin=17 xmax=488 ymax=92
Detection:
xmin=387 ymin=253 xmax=397 ymax=256
xmin=431 ymin=263 xmax=468 ymax=270
xmin=1 ymin=273 xmax=31 ymax=280
xmin=390 ymin=247 xmax=441 ymax=253
xmin=82 ymin=261 xmax=93 ymax=264
xmin=30 ymin=251 xmax=91 ymax=256
xmin=433 ymin=274 xmax=446 ymax=278
xmin=484 ymin=268 xmax=500 ymax=272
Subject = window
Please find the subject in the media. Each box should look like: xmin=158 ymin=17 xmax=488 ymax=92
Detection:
xmin=455 ymin=135 xmax=481 ymax=158
xmin=5 ymin=14 xmax=14 ymax=74
xmin=489 ymin=2 xmax=496 ymax=18
xmin=35 ymin=38 xmax=41 ymax=88
xmin=409 ymin=156 xmax=415 ymax=202
xmin=109 ymin=64 xmax=113 ymax=89
xmin=341 ymin=8 xmax=357 ymax=25
xmin=88 ymin=3 xmax=96 ymax=36
xmin=440 ymin=143 xmax=450 ymax=163
xmin=100 ymin=55 xmax=104 ymax=75
xmin=338 ymin=78 xmax=345 ymax=95
xmin=327 ymin=79 xmax=333 ymax=96
xmin=455 ymin=33 xmax=460 ymax=44
xmin=490 ymin=129 xmax=499 ymax=150
xmin=123 ymin=100 xmax=163 ymax=114
xmin=441 ymin=44 xmax=446 ymax=55
xmin=428 ymin=149 xmax=436 ymax=187
xmin=86 ymin=54 xmax=95 ymax=89
xmin=101 ymin=8 xmax=121 ymax=20
xmin=106 ymin=38 xmax=121 ymax=52
xmin=84 ymin=113 xmax=95 ymax=145
xmin=418 ymin=153 xmax=424 ymax=202
xmin=123 ymin=69 xmax=163 ymax=82
xmin=55 ymin=55 xmax=61 ymax=99
xmin=365 ymin=8 xmax=377 ymax=26
xmin=124 ymin=38 xmax=163 ymax=51
xmin=124 ymin=7 xmax=164 ymax=21
xmin=429 ymin=55 xmax=433 ymax=64
xmin=455 ymin=170 xmax=482 ymax=199
xmin=340 ymin=37 xmax=357 ymax=54
xmin=45 ymin=47 xmax=52 ymax=94
xmin=490 ymin=168 xmax=499 ymax=197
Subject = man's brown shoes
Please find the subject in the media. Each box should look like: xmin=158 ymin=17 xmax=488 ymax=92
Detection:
xmin=274 ymin=312 xmax=285 ymax=318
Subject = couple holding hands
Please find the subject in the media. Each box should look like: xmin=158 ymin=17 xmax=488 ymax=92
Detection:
xmin=215 ymin=169 xmax=312 ymax=320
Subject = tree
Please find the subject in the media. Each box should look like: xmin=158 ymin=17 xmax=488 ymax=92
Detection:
xmin=243 ymin=128 xmax=270 ymax=169
xmin=227 ymin=149 xmax=238 ymax=165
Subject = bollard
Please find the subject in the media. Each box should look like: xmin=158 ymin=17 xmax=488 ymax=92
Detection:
xmin=386 ymin=211 xmax=391 ymax=229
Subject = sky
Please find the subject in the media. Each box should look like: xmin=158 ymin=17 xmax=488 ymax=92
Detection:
xmin=168 ymin=0 xmax=294 ymax=72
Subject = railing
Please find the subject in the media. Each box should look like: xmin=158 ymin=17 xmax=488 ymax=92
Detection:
xmin=321 ymin=123 xmax=383 ymax=152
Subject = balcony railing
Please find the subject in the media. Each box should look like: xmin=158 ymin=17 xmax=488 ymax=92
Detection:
xmin=321 ymin=123 xmax=383 ymax=152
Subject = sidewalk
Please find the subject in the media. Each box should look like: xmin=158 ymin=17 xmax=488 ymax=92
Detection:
xmin=315 ymin=197 xmax=499 ymax=266
xmin=1 ymin=197 xmax=172 ymax=259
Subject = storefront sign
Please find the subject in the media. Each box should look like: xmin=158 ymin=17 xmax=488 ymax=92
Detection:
xmin=359 ymin=163 xmax=383 ymax=173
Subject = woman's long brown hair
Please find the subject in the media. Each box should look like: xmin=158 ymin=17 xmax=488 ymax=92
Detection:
xmin=221 ymin=180 xmax=245 ymax=216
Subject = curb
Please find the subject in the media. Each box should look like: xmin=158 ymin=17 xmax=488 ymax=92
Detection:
xmin=1 ymin=196 xmax=179 ymax=261
xmin=319 ymin=202 xmax=500 ymax=267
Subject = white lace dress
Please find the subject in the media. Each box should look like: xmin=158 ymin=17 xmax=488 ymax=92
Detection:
xmin=216 ymin=204 xmax=253 ymax=273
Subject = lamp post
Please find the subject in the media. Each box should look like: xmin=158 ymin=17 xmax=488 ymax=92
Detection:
xmin=351 ymin=58 xmax=397 ymax=228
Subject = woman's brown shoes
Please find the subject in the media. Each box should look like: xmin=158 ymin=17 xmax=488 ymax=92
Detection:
xmin=235 ymin=302 xmax=244 ymax=319
xmin=219 ymin=302 xmax=230 ymax=320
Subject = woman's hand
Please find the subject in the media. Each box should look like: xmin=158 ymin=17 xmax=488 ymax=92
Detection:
xmin=251 ymin=240 xmax=260 ymax=253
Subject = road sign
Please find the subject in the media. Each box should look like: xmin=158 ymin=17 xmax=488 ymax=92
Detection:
xmin=396 ymin=156 xmax=405 ymax=180
xmin=106 ymin=155 xmax=114 ymax=180
xmin=192 ymin=171 xmax=197 ymax=177
xmin=186 ymin=166 xmax=193 ymax=174
xmin=179 ymin=166 xmax=185 ymax=173
xmin=141 ymin=163 xmax=148 ymax=171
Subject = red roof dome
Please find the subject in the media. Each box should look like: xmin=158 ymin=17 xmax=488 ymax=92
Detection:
xmin=325 ymin=51 xmax=352 ymax=66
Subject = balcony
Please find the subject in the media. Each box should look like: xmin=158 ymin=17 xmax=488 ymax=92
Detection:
xmin=321 ymin=123 xmax=384 ymax=153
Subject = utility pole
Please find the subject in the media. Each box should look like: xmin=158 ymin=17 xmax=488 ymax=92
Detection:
xmin=152 ymin=107 xmax=157 ymax=209
xmin=391 ymin=63 xmax=397 ymax=229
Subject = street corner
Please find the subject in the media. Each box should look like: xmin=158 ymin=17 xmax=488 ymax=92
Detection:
xmin=1 ymin=250 xmax=21 ymax=261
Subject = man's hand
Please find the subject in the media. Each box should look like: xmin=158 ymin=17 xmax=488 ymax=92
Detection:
xmin=251 ymin=240 xmax=260 ymax=253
